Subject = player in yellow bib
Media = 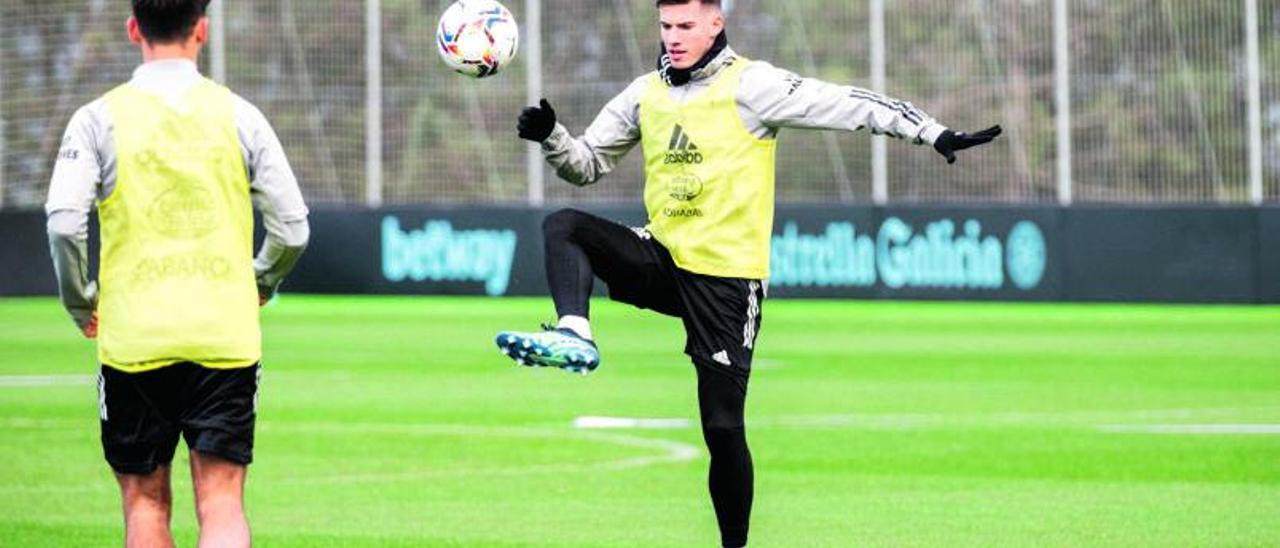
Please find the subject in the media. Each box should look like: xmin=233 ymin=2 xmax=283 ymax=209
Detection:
xmin=497 ymin=0 xmax=999 ymax=545
xmin=45 ymin=1 xmax=309 ymax=546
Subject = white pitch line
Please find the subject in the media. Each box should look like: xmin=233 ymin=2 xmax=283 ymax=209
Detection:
xmin=573 ymin=416 xmax=693 ymax=430
xmin=0 ymin=419 xmax=701 ymax=493
xmin=0 ymin=375 xmax=94 ymax=388
xmin=0 ymin=418 xmax=82 ymax=429
xmin=1099 ymin=424 xmax=1280 ymax=435
xmin=753 ymin=407 xmax=1280 ymax=430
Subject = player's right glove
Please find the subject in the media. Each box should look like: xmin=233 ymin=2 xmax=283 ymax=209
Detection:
xmin=517 ymin=99 xmax=557 ymax=143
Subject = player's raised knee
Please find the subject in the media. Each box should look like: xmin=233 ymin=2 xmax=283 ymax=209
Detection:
xmin=543 ymin=208 xmax=589 ymax=238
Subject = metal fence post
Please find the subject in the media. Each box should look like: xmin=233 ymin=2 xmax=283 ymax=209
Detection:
xmin=870 ymin=0 xmax=888 ymax=205
xmin=526 ymin=0 xmax=545 ymax=207
xmin=1246 ymin=0 xmax=1263 ymax=206
xmin=210 ymin=0 xmax=226 ymax=83
xmin=1054 ymin=0 xmax=1073 ymax=205
xmin=366 ymin=0 xmax=384 ymax=208
xmin=0 ymin=43 xmax=6 ymax=211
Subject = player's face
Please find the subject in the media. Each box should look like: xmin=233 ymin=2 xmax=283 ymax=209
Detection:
xmin=659 ymin=3 xmax=725 ymax=70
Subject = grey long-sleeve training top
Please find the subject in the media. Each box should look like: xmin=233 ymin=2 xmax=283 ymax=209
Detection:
xmin=540 ymin=46 xmax=948 ymax=187
xmin=45 ymin=59 xmax=310 ymax=329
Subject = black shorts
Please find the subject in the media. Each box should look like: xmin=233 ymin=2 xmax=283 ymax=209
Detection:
xmin=601 ymin=227 xmax=765 ymax=377
xmin=98 ymin=362 xmax=261 ymax=475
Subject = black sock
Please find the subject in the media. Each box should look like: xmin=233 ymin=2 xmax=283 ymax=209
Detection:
xmin=697 ymin=363 xmax=753 ymax=548
xmin=706 ymin=426 xmax=753 ymax=547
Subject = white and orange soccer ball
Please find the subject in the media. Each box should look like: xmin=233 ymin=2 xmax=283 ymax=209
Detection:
xmin=436 ymin=0 xmax=519 ymax=78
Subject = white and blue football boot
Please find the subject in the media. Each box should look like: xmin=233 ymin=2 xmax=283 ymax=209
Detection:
xmin=495 ymin=325 xmax=600 ymax=375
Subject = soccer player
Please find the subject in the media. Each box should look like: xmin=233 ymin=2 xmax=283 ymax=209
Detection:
xmin=497 ymin=0 xmax=1000 ymax=545
xmin=45 ymin=1 xmax=309 ymax=546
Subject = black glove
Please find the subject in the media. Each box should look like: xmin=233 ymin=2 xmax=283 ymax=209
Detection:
xmin=933 ymin=125 xmax=1002 ymax=165
xmin=518 ymin=99 xmax=557 ymax=143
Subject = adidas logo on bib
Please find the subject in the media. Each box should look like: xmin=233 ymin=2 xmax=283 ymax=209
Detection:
xmin=664 ymin=125 xmax=704 ymax=165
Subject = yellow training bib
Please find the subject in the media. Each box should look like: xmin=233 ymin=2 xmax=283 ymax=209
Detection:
xmin=639 ymin=57 xmax=777 ymax=280
xmin=97 ymin=79 xmax=260 ymax=372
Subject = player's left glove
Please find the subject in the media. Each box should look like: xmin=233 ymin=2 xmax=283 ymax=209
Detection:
xmin=933 ymin=125 xmax=1003 ymax=165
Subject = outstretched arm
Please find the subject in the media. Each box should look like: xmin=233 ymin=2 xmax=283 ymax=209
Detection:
xmin=517 ymin=77 xmax=646 ymax=186
xmin=741 ymin=62 xmax=1000 ymax=164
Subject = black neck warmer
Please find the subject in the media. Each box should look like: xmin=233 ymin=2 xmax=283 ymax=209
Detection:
xmin=656 ymin=31 xmax=730 ymax=87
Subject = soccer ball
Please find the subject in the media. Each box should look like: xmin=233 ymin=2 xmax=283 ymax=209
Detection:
xmin=436 ymin=0 xmax=520 ymax=79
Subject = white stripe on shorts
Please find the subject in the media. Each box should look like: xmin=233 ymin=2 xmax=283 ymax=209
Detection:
xmin=743 ymin=281 xmax=761 ymax=350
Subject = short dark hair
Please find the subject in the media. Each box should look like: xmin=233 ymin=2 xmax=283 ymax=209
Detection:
xmin=655 ymin=0 xmax=722 ymax=7
xmin=131 ymin=0 xmax=211 ymax=44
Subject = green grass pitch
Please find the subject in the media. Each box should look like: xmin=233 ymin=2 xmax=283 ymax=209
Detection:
xmin=1 ymin=296 xmax=1278 ymax=546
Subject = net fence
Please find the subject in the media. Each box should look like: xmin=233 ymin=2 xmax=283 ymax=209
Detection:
xmin=0 ymin=0 xmax=1275 ymax=209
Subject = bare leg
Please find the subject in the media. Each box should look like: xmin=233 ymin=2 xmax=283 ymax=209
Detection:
xmin=190 ymin=451 xmax=250 ymax=548
xmin=116 ymin=466 xmax=175 ymax=548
